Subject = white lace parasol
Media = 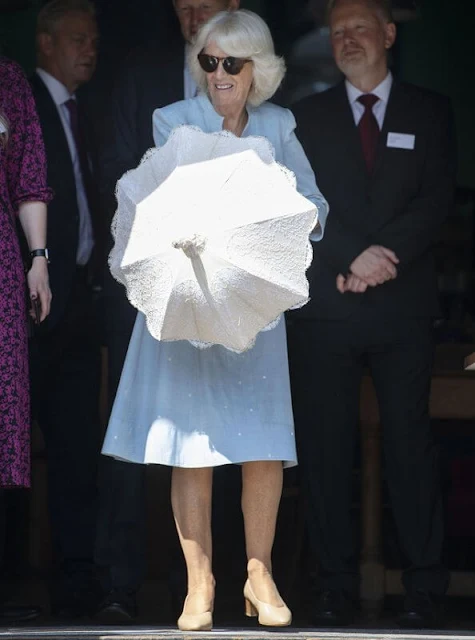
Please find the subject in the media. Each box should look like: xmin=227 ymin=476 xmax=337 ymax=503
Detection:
xmin=109 ymin=125 xmax=317 ymax=353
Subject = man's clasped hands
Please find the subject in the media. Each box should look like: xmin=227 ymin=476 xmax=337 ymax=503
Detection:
xmin=336 ymin=245 xmax=399 ymax=294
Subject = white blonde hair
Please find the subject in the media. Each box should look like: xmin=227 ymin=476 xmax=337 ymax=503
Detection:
xmin=188 ymin=9 xmax=286 ymax=107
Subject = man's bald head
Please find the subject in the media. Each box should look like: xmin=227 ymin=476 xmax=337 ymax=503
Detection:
xmin=173 ymin=0 xmax=240 ymax=43
xmin=327 ymin=0 xmax=393 ymax=24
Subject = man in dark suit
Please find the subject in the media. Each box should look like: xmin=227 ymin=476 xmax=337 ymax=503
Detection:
xmin=94 ymin=0 xmax=240 ymax=623
xmin=291 ymin=0 xmax=456 ymax=628
xmin=29 ymin=0 xmax=102 ymax=618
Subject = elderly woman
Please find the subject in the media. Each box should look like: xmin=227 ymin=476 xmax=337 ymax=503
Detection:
xmin=102 ymin=9 xmax=328 ymax=631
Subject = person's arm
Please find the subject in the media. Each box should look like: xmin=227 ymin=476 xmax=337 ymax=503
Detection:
xmin=371 ymin=96 xmax=456 ymax=268
xmin=6 ymin=60 xmax=53 ymax=320
xmin=18 ymin=202 xmax=51 ymax=320
xmin=317 ymin=212 xmax=371 ymax=273
xmin=281 ymin=109 xmax=329 ymax=240
xmin=152 ymin=102 xmax=180 ymax=147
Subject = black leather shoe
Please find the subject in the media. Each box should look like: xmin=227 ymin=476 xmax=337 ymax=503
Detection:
xmin=312 ymin=590 xmax=355 ymax=627
xmin=397 ymin=589 xmax=443 ymax=629
xmin=0 ymin=604 xmax=42 ymax=624
xmin=53 ymin=598 xmax=92 ymax=620
xmin=51 ymin=561 xmax=103 ymax=619
xmin=92 ymin=589 xmax=137 ymax=624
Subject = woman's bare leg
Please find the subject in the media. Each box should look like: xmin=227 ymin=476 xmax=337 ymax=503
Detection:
xmin=171 ymin=467 xmax=215 ymax=616
xmin=241 ymin=460 xmax=285 ymax=607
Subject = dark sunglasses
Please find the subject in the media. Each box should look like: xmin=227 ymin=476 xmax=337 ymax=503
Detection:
xmin=197 ymin=53 xmax=251 ymax=76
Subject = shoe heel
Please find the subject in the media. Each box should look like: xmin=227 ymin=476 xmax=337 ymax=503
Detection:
xmin=245 ymin=597 xmax=258 ymax=617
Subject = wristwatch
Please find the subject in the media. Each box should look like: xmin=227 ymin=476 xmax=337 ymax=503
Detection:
xmin=30 ymin=248 xmax=50 ymax=263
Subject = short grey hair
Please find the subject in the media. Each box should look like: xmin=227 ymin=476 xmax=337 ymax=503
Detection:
xmin=37 ymin=0 xmax=96 ymax=36
xmin=188 ymin=10 xmax=286 ymax=108
xmin=327 ymin=0 xmax=394 ymax=23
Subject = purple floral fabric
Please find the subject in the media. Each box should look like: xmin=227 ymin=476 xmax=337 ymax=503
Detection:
xmin=0 ymin=57 xmax=52 ymax=488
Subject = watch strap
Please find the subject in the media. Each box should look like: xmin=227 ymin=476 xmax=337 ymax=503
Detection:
xmin=30 ymin=248 xmax=49 ymax=262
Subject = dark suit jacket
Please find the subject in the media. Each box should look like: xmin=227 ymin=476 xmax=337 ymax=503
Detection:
xmin=99 ymin=39 xmax=186 ymax=297
xmin=100 ymin=40 xmax=185 ymax=200
xmin=292 ymin=80 xmax=456 ymax=320
xmin=30 ymin=72 xmax=102 ymax=329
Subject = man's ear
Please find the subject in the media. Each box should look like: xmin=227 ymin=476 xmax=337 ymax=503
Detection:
xmin=37 ymin=32 xmax=54 ymax=57
xmin=384 ymin=22 xmax=396 ymax=50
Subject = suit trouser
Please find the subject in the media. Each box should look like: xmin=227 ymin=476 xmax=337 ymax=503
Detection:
xmin=30 ymin=269 xmax=101 ymax=567
xmin=287 ymin=311 xmax=449 ymax=598
xmin=94 ymin=294 xmax=147 ymax=592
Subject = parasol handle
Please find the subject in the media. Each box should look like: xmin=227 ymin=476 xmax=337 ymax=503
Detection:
xmin=173 ymin=234 xmax=207 ymax=260
xmin=173 ymin=234 xmax=217 ymax=310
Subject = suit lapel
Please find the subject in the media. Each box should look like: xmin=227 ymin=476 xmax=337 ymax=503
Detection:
xmin=32 ymin=73 xmax=100 ymax=257
xmin=76 ymin=99 xmax=101 ymax=237
xmin=372 ymin=81 xmax=408 ymax=180
xmin=30 ymin=73 xmax=75 ymax=178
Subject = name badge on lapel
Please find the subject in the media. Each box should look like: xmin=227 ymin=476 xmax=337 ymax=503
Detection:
xmin=387 ymin=132 xmax=415 ymax=150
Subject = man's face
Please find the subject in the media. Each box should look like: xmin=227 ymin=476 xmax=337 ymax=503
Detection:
xmin=330 ymin=0 xmax=395 ymax=83
xmin=39 ymin=11 xmax=98 ymax=93
xmin=174 ymin=0 xmax=239 ymax=43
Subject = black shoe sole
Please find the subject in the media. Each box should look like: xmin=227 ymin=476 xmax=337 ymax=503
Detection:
xmin=0 ymin=612 xmax=41 ymax=625
xmin=397 ymin=615 xmax=442 ymax=630
xmin=93 ymin=605 xmax=136 ymax=625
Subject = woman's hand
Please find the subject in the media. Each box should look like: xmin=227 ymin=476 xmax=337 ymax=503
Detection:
xmin=17 ymin=200 xmax=50 ymax=321
xmin=27 ymin=257 xmax=51 ymax=322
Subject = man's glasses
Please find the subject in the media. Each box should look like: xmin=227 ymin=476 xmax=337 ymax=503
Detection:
xmin=197 ymin=53 xmax=251 ymax=76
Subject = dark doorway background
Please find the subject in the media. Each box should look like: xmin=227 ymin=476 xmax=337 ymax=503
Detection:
xmin=0 ymin=0 xmax=473 ymax=189
xmin=1 ymin=0 xmax=475 ymax=624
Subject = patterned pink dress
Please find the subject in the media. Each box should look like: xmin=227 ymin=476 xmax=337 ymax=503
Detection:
xmin=0 ymin=58 xmax=52 ymax=488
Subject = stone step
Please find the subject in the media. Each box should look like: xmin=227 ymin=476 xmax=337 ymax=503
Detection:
xmin=1 ymin=627 xmax=474 ymax=640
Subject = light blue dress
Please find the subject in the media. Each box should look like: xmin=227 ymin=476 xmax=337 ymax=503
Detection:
xmin=102 ymin=95 xmax=328 ymax=469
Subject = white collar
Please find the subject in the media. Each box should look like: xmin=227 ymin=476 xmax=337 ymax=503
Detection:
xmin=36 ymin=68 xmax=74 ymax=106
xmin=345 ymin=71 xmax=393 ymax=106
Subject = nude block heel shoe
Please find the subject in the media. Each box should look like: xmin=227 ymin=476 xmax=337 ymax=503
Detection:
xmin=177 ymin=597 xmax=213 ymax=631
xmin=244 ymin=596 xmax=258 ymax=618
xmin=243 ymin=579 xmax=292 ymax=627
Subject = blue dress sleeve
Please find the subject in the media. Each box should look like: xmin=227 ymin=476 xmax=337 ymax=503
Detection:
xmin=152 ymin=99 xmax=189 ymax=148
xmin=280 ymin=108 xmax=329 ymax=241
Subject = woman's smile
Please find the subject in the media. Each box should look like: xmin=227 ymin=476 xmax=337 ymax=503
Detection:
xmin=204 ymin=41 xmax=253 ymax=121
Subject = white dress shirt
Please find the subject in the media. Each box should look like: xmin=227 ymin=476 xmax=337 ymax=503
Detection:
xmin=36 ymin=68 xmax=94 ymax=265
xmin=183 ymin=45 xmax=198 ymax=99
xmin=345 ymin=71 xmax=393 ymax=130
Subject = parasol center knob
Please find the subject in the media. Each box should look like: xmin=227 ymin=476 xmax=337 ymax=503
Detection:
xmin=173 ymin=234 xmax=207 ymax=260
